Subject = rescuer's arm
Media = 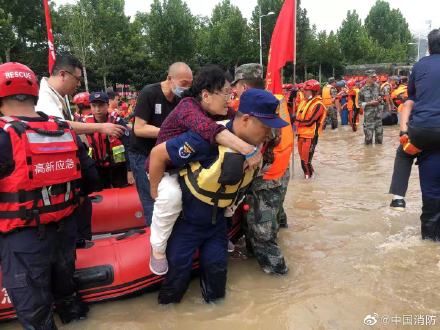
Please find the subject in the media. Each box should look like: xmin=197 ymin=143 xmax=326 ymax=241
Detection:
xmin=68 ymin=120 xmax=125 ymax=137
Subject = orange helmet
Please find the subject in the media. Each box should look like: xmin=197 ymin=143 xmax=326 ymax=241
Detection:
xmin=296 ymin=83 xmax=304 ymax=89
xmin=303 ymin=79 xmax=321 ymax=92
xmin=73 ymin=92 xmax=90 ymax=107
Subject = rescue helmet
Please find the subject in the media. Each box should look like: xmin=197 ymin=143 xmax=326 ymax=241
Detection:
xmin=296 ymin=83 xmax=304 ymax=89
xmin=379 ymin=75 xmax=388 ymax=82
xmin=347 ymin=80 xmax=356 ymax=88
xmin=73 ymin=92 xmax=90 ymax=107
xmin=0 ymin=62 xmax=39 ymax=99
xmin=303 ymin=79 xmax=321 ymax=92
xmin=121 ymin=102 xmax=128 ymax=111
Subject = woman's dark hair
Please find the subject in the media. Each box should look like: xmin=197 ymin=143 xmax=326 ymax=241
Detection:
xmin=183 ymin=65 xmax=228 ymax=101
xmin=428 ymin=29 xmax=440 ymax=55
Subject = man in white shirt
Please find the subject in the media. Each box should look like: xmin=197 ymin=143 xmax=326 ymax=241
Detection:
xmin=36 ymin=54 xmax=124 ymax=137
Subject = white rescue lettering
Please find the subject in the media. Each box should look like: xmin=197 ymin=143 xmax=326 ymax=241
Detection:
xmin=5 ymin=71 xmax=32 ymax=80
xmin=1 ymin=288 xmax=11 ymax=305
xmin=34 ymin=159 xmax=75 ymax=175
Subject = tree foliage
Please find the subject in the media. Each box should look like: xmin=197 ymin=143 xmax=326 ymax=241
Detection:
xmin=2 ymin=0 xmax=417 ymax=89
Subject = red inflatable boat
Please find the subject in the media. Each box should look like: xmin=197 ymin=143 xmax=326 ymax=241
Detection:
xmin=90 ymin=185 xmax=145 ymax=234
xmin=0 ymin=186 xmax=244 ymax=322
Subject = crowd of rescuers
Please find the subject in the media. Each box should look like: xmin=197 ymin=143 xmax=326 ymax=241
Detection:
xmin=0 ymin=56 xmax=295 ymax=328
xmin=1 ymin=28 xmax=440 ymax=329
xmin=281 ymin=71 xmax=409 ymax=180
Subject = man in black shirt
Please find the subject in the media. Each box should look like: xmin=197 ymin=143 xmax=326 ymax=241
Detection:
xmin=129 ymin=62 xmax=192 ymax=225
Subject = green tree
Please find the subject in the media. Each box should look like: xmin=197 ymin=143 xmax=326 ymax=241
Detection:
xmin=204 ymin=0 xmax=253 ymax=69
xmin=338 ymin=10 xmax=375 ymax=64
xmin=365 ymin=1 xmax=412 ymax=48
xmin=249 ymin=0 xmax=284 ymax=67
xmin=88 ymin=0 xmax=130 ymax=89
xmin=56 ymin=0 xmax=94 ymax=91
xmin=147 ymin=0 xmax=196 ymax=71
xmin=0 ymin=0 xmax=47 ymax=74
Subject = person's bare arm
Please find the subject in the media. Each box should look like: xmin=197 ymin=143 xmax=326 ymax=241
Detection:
xmin=68 ymin=120 xmax=125 ymax=137
xmin=148 ymin=143 xmax=170 ymax=200
xmin=133 ymin=117 xmax=160 ymax=138
xmin=400 ymin=100 xmax=414 ymax=133
xmin=215 ymin=130 xmax=262 ymax=170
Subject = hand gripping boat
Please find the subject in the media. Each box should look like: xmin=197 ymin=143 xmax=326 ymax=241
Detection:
xmin=0 ymin=187 xmax=244 ymax=322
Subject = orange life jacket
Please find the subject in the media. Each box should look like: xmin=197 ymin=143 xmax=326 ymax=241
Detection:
xmin=0 ymin=116 xmax=81 ymax=233
xmin=380 ymin=82 xmax=391 ymax=94
xmin=321 ymin=85 xmax=334 ymax=107
xmin=347 ymin=88 xmax=360 ymax=111
xmin=295 ymin=96 xmax=327 ymax=138
xmin=263 ymin=95 xmax=294 ymax=181
xmin=391 ymin=85 xmax=408 ymax=112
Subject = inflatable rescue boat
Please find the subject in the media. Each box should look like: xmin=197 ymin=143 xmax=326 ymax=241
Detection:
xmin=0 ymin=186 xmax=244 ymax=322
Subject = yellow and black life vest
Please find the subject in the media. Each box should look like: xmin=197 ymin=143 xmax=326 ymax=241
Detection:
xmin=180 ymin=145 xmax=256 ymax=223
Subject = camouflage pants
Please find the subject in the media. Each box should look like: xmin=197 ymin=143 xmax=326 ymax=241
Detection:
xmin=324 ymin=106 xmax=338 ymax=129
xmin=244 ymin=177 xmax=288 ymax=274
xmin=363 ymin=106 xmax=383 ymax=144
xmin=277 ymin=168 xmax=290 ymax=226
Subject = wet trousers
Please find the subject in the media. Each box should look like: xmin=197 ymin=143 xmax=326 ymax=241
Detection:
xmin=158 ymin=218 xmax=228 ymax=304
xmin=348 ymin=108 xmax=360 ymax=132
xmin=297 ymin=136 xmax=318 ymax=177
xmin=389 ymin=145 xmax=417 ymax=197
xmin=0 ymin=215 xmax=78 ymax=329
xmin=244 ymin=177 xmax=288 ymax=274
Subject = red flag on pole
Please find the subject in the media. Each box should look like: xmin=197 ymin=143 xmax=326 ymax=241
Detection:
xmin=266 ymin=0 xmax=296 ymax=94
xmin=43 ymin=0 xmax=56 ymax=73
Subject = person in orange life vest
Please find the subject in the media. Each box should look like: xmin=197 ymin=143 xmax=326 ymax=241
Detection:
xmin=72 ymin=91 xmax=91 ymax=121
xmin=295 ymin=83 xmax=306 ymax=114
xmin=347 ymin=80 xmax=361 ymax=131
xmin=85 ymin=92 xmax=134 ymax=189
xmin=391 ymin=76 xmax=409 ymax=113
xmin=379 ymin=76 xmax=393 ymax=113
xmin=295 ymin=79 xmax=327 ymax=179
xmin=322 ymin=77 xmax=338 ymax=129
xmin=0 ymin=62 xmax=100 ymax=328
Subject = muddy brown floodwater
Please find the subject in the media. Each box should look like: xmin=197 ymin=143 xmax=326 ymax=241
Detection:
xmin=5 ymin=125 xmax=440 ymax=330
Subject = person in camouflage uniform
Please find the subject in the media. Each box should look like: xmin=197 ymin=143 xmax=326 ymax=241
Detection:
xmin=277 ymin=167 xmax=290 ymax=228
xmin=322 ymin=77 xmax=338 ymax=130
xmin=359 ymin=70 xmax=383 ymax=144
xmin=231 ymin=63 xmax=289 ymax=275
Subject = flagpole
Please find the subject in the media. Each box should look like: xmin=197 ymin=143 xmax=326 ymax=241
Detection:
xmin=291 ymin=0 xmax=297 ymax=180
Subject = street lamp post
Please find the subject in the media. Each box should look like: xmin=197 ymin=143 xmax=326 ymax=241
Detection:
xmin=259 ymin=8 xmax=275 ymax=67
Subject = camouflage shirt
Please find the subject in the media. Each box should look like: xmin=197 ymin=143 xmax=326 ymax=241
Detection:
xmin=359 ymin=83 xmax=380 ymax=108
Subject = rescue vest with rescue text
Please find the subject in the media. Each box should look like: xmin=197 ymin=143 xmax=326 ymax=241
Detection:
xmin=0 ymin=116 xmax=81 ymax=233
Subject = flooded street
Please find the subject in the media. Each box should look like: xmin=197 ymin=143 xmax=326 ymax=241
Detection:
xmin=5 ymin=125 xmax=440 ymax=330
